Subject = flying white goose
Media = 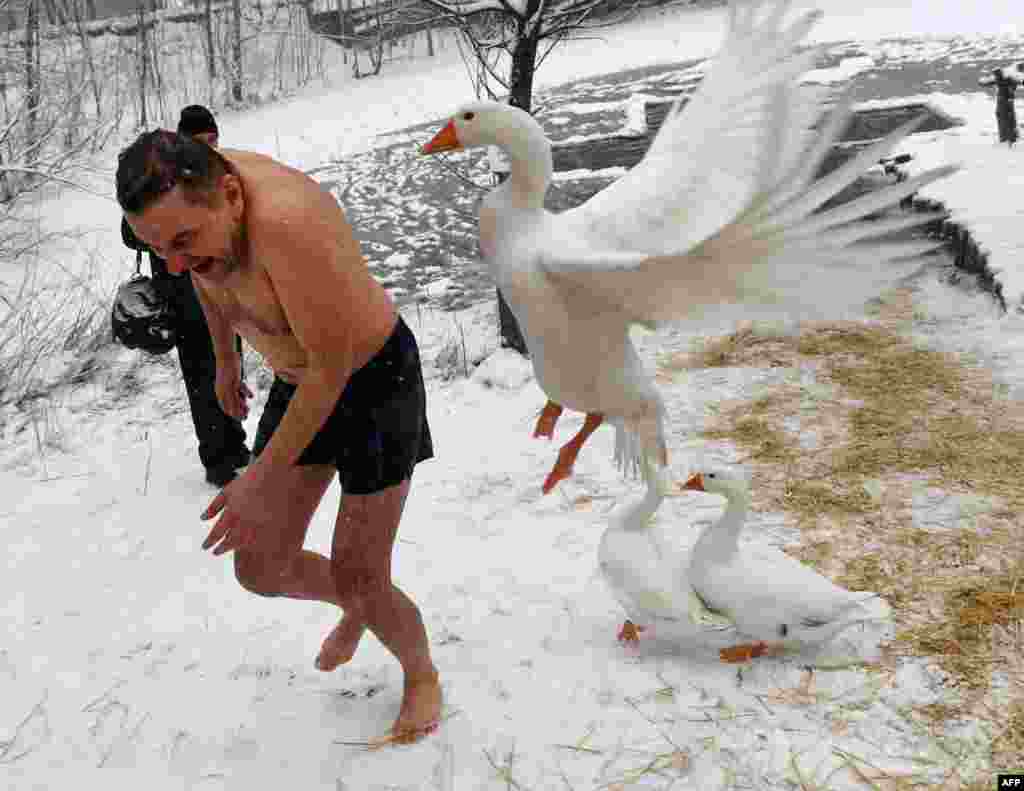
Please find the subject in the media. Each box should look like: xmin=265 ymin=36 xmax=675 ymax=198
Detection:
xmin=684 ymin=466 xmax=880 ymax=662
xmin=420 ymin=0 xmax=956 ymax=494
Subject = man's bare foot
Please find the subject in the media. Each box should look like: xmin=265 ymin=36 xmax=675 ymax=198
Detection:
xmin=387 ymin=669 xmax=443 ymax=745
xmin=315 ymin=613 xmax=366 ymax=671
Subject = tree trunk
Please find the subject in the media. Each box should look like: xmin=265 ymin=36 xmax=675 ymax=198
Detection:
xmin=64 ymin=66 xmax=79 ymax=150
xmin=367 ymin=0 xmax=383 ymax=76
xmin=66 ymin=0 xmax=103 ymax=128
xmin=25 ymin=0 xmax=41 ymax=168
xmin=146 ymin=0 xmax=166 ymax=122
xmin=336 ymin=0 xmax=346 ymax=64
xmin=345 ymin=0 xmax=353 ymax=63
xmin=85 ymin=0 xmax=97 ymax=20
xmin=352 ymin=0 xmax=368 ymax=77
xmin=0 ymin=150 xmax=10 ymax=203
xmin=231 ymin=0 xmax=243 ymax=102
xmin=497 ymin=293 xmax=525 ymax=353
xmin=425 ymin=23 xmax=434 ymax=57
xmin=492 ymin=10 xmax=541 ymax=356
xmin=386 ymin=0 xmax=393 ymax=60
xmin=204 ymin=0 xmax=216 ymax=81
xmin=508 ymin=16 xmax=539 ymax=114
xmin=136 ymin=0 xmax=148 ymax=127
xmin=41 ymin=0 xmax=57 ymax=25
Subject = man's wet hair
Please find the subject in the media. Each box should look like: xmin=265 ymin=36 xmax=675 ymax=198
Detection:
xmin=116 ymin=129 xmax=233 ymax=214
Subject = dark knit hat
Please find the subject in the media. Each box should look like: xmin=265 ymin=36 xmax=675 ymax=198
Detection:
xmin=177 ymin=105 xmax=218 ymax=138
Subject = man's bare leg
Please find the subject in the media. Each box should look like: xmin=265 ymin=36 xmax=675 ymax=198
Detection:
xmin=330 ymin=478 xmax=442 ymax=742
xmin=270 ymin=549 xmax=342 ymax=604
xmin=232 ymin=463 xmax=369 ymax=668
xmin=315 ymin=612 xmax=367 ymax=670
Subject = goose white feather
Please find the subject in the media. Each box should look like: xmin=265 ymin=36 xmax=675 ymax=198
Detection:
xmin=684 ymin=467 xmax=880 ymax=659
xmin=421 ymin=0 xmax=957 ymax=492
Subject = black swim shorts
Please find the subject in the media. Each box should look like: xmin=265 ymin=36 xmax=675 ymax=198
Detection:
xmin=252 ymin=316 xmax=434 ymax=494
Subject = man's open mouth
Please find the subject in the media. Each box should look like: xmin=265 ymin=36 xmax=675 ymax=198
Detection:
xmin=191 ymin=258 xmax=215 ymax=275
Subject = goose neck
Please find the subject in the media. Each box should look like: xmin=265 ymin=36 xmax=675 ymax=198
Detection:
xmin=619 ymin=484 xmax=665 ymax=532
xmin=499 ymin=132 xmax=552 ymax=210
xmin=697 ymin=492 xmax=750 ymax=558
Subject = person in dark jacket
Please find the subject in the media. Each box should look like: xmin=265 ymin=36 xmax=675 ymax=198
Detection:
xmin=120 ymin=105 xmax=250 ymax=487
xmin=994 ymin=69 xmax=1019 ymax=146
xmin=980 ymin=66 xmax=1020 ymax=146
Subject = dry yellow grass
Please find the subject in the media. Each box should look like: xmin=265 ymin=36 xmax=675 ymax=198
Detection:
xmin=659 ymin=292 xmax=1024 ymax=782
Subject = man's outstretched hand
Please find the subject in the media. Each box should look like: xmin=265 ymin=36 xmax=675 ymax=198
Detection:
xmin=200 ymin=463 xmax=270 ymax=555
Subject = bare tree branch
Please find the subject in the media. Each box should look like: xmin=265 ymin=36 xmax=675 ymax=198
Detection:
xmin=416 ymin=0 xmax=517 ymax=19
xmin=458 ymin=28 xmax=512 ymax=90
xmin=539 ymin=0 xmax=630 ymax=38
xmin=524 ymin=0 xmax=548 ymax=37
xmin=0 ymin=693 xmax=49 ymax=764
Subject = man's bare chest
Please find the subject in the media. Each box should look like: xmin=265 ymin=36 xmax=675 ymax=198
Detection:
xmin=215 ymin=266 xmax=293 ymax=338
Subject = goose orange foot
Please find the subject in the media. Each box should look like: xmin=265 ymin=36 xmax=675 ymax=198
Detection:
xmin=533 ymin=400 xmax=563 ymax=439
xmin=719 ymin=641 xmax=776 ymax=663
xmin=541 ymin=412 xmax=604 ymax=494
xmin=617 ymin=620 xmax=646 ymax=643
xmin=542 ymin=443 xmax=579 ymax=494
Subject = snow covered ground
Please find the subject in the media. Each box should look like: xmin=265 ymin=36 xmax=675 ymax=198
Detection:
xmin=10 ymin=278 xmax=1022 ymax=790
xmin=3 ymin=1 xmax=1024 ymax=789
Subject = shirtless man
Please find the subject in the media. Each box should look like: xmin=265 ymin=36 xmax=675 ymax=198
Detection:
xmin=115 ymin=129 xmax=441 ymax=743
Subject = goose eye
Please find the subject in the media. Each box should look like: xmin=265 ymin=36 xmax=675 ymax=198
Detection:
xmin=707 ymin=472 xmax=716 ymax=478
xmin=462 ymin=112 xmax=475 ymax=121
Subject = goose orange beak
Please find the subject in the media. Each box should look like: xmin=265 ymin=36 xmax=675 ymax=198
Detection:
xmin=682 ymin=473 xmax=705 ymax=492
xmin=421 ymin=121 xmax=461 ymax=155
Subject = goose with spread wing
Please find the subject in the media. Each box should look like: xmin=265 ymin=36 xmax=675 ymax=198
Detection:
xmin=420 ymin=0 xmax=957 ymax=494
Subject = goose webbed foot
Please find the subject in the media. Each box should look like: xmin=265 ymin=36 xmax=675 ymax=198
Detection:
xmin=719 ymin=641 xmax=779 ymax=663
xmin=533 ymin=400 xmax=563 ymax=439
xmin=617 ymin=619 xmax=645 ymax=643
xmin=541 ymin=412 xmax=604 ymax=494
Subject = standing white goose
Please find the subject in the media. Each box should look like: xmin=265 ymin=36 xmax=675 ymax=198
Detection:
xmin=683 ymin=467 xmax=879 ymax=662
xmin=598 ymin=462 xmax=737 ymax=646
xmin=420 ymin=0 xmax=957 ymax=494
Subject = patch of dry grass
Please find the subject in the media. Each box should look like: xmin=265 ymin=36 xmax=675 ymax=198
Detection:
xmin=703 ymin=413 xmax=798 ymax=464
xmin=992 ymin=700 xmax=1024 ymax=772
xmin=663 ymin=295 xmax=1024 ymax=778
xmin=660 ymin=326 xmax=788 ymax=371
xmin=781 ymin=478 xmax=874 ymax=521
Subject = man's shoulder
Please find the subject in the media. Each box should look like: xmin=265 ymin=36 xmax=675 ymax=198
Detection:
xmin=246 ymin=165 xmax=343 ymax=236
xmin=247 ymin=186 xmax=329 ymax=246
xmin=227 ymin=148 xmax=315 ymax=191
